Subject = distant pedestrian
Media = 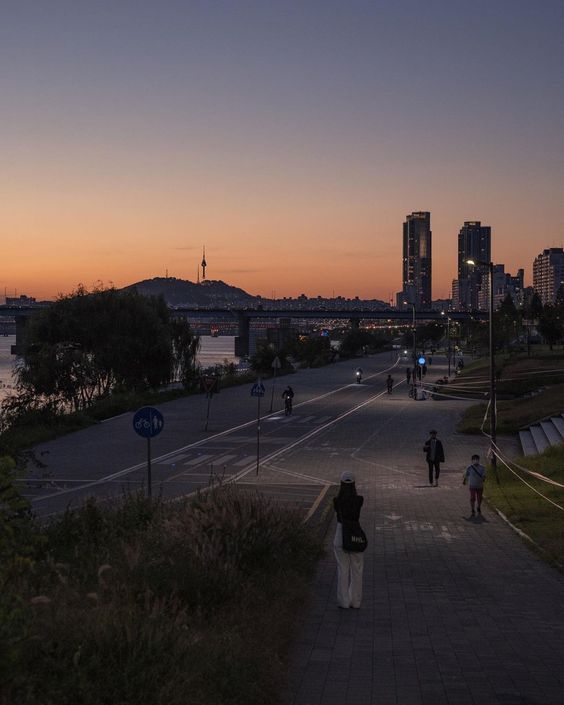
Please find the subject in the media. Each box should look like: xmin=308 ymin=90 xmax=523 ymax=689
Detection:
xmin=386 ymin=374 xmax=394 ymax=394
xmin=423 ymin=430 xmax=445 ymax=486
xmin=463 ymin=454 xmax=487 ymax=516
xmin=406 ymin=367 xmax=412 ymax=384
xmin=428 ymin=355 xmax=433 ymax=365
xmin=333 ymin=471 xmax=364 ymax=609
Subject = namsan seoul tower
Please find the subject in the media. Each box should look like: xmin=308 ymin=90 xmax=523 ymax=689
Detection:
xmin=201 ymin=246 xmax=207 ymax=280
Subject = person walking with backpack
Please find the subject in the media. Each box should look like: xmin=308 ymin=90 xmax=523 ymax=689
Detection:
xmin=333 ymin=471 xmax=365 ymax=609
xmin=463 ymin=454 xmax=487 ymax=516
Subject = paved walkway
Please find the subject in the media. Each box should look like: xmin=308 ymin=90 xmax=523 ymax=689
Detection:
xmin=284 ymin=427 xmax=564 ymax=704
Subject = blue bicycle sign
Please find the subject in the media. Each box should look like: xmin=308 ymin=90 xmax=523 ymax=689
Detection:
xmin=133 ymin=407 xmax=164 ymax=438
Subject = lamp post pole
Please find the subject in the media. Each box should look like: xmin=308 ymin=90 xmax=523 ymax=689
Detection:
xmin=488 ymin=261 xmax=497 ymax=475
xmin=411 ymin=304 xmax=416 ymax=367
xmin=467 ymin=259 xmax=497 ymax=474
xmin=442 ymin=311 xmax=451 ymax=376
xmin=404 ymin=300 xmax=416 ymax=394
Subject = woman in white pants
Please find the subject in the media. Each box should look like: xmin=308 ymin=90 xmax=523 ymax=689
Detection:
xmin=333 ymin=471 xmax=364 ymax=609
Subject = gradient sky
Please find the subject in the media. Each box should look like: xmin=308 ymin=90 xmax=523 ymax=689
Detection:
xmin=2 ymin=0 xmax=563 ymax=302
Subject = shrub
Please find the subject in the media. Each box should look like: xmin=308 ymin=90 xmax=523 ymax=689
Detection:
xmin=3 ymin=487 xmax=323 ymax=705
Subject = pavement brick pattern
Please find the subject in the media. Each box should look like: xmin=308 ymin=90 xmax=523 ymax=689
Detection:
xmin=285 ymin=424 xmax=564 ymax=705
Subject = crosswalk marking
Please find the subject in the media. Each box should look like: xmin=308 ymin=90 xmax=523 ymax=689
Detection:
xmin=158 ymin=454 xmax=189 ymax=465
xmin=210 ymin=454 xmax=237 ymax=465
xmin=314 ymin=416 xmax=331 ymax=424
xmin=234 ymin=455 xmax=253 ymax=467
xmin=185 ymin=454 xmax=213 ymax=466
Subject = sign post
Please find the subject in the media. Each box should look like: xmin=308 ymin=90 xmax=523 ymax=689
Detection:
xmin=269 ymin=355 xmax=281 ymax=412
xmin=251 ymin=380 xmax=266 ymax=475
xmin=200 ymin=375 xmax=219 ymax=430
xmin=132 ymin=406 xmax=164 ymax=498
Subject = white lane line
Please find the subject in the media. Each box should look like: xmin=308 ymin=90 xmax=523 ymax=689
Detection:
xmin=31 ymin=358 xmax=400 ymax=504
xmin=228 ymin=386 xmax=394 ymax=484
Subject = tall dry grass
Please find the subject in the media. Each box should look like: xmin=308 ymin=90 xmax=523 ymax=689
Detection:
xmin=3 ymin=486 xmax=323 ymax=705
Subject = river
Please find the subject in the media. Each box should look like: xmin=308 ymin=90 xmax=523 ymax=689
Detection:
xmin=0 ymin=335 xmax=238 ymax=402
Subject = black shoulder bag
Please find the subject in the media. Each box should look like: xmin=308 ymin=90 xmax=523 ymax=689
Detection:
xmin=342 ymin=520 xmax=368 ymax=552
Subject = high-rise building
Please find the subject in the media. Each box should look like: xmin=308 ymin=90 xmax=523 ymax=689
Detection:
xmin=453 ymin=221 xmax=491 ymax=310
xmin=402 ymin=211 xmax=432 ymax=308
xmin=477 ymin=265 xmax=524 ymax=310
xmin=533 ymin=248 xmax=564 ymax=304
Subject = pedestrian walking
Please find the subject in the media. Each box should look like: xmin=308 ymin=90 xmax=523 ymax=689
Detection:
xmin=406 ymin=367 xmax=412 ymax=384
xmin=463 ymin=454 xmax=487 ymax=516
xmin=386 ymin=374 xmax=394 ymax=394
xmin=333 ymin=471 xmax=365 ymax=609
xmin=423 ymin=430 xmax=445 ymax=486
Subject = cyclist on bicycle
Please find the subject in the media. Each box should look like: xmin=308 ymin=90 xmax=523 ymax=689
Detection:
xmin=282 ymin=385 xmax=294 ymax=415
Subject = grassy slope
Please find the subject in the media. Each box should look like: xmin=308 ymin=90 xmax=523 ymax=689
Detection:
xmin=486 ymin=445 xmax=564 ymax=567
xmin=454 ymin=351 xmax=564 ymax=567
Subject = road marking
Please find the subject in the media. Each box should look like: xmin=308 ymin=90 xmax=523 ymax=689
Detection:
xmin=30 ymin=358 xmax=401 ymax=504
xmin=184 ymin=454 xmax=213 ymax=466
xmin=211 ymin=454 xmax=236 ymax=465
xmin=234 ymin=455 xmax=253 ymax=466
xmin=303 ymin=484 xmax=331 ymax=523
xmin=158 ymin=453 xmax=190 ymax=465
xmin=298 ymin=415 xmax=316 ymax=423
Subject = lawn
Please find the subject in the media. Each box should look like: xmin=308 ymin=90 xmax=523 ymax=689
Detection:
xmin=486 ymin=444 xmax=564 ymax=567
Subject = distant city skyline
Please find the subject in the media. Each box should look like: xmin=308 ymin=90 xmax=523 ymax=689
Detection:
xmin=3 ymin=1 xmax=564 ymax=301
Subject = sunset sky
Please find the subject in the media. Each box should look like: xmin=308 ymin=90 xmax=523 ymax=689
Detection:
xmin=2 ymin=0 xmax=563 ymax=302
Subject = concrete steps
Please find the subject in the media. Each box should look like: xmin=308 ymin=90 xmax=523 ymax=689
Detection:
xmin=519 ymin=413 xmax=564 ymax=456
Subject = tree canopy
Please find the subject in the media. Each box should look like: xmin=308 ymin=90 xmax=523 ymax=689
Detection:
xmin=8 ymin=287 xmax=199 ymax=415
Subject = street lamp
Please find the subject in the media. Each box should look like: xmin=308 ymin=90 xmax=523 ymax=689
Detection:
xmin=441 ymin=310 xmax=451 ymax=376
xmin=403 ymin=299 xmax=416 ymax=361
xmin=466 ymin=259 xmax=497 ymax=475
xmin=403 ymin=300 xmax=417 ymax=398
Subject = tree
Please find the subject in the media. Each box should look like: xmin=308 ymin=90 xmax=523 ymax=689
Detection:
xmin=9 ymin=287 xmax=199 ymax=415
xmin=537 ymin=304 xmax=564 ymax=350
xmin=285 ymin=335 xmax=332 ymax=367
xmin=170 ymin=316 xmax=201 ymax=388
xmin=526 ymin=291 xmax=543 ymax=321
xmin=495 ymin=294 xmax=519 ymax=351
xmin=555 ymin=284 xmax=564 ymax=310
xmin=249 ymin=342 xmax=289 ymax=374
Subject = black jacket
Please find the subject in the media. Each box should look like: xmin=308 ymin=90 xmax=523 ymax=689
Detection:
xmin=423 ymin=438 xmax=445 ymax=463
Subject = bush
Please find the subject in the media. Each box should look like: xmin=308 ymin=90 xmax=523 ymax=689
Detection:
xmin=3 ymin=487 xmax=323 ymax=705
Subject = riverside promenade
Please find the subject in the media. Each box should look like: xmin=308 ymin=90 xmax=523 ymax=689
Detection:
xmin=284 ymin=419 xmax=564 ymax=704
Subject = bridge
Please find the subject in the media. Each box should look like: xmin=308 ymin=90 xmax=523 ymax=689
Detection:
xmin=1 ymin=304 xmax=487 ymax=356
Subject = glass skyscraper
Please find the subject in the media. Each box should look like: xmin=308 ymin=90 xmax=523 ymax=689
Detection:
xmin=402 ymin=211 xmax=432 ymax=308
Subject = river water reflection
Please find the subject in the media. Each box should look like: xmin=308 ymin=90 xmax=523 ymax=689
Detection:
xmin=0 ymin=335 xmax=238 ymax=401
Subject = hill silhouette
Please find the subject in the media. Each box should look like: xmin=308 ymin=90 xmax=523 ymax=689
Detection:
xmin=123 ymin=277 xmax=257 ymax=307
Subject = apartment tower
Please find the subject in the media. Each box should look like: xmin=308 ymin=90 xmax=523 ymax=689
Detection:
xmin=533 ymin=248 xmax=564 ymax=304
xmin=454 ymin=221 xmax=491 ymax=310
xmin=402 ymin=211 xmax=432 ymax=308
